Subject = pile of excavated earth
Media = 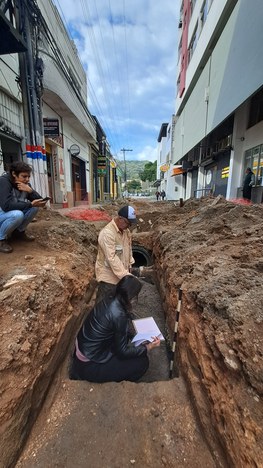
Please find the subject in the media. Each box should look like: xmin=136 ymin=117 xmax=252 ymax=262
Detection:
xmin=0 ymin=196 xmax=262 ymax=468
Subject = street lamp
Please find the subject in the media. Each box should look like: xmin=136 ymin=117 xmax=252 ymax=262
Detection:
xmin=120 ymin=147 xmax=132 ymax=193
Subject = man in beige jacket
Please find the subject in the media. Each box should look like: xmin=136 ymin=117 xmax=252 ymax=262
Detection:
xmin=95 ymin=205 xmax=137 ymax=303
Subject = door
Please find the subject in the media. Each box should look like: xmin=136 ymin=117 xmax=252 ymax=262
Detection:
xmin=72 ymin=157 xmax=81 ymax=201
xmin=46 ymin=152 xmax=54 ymax=203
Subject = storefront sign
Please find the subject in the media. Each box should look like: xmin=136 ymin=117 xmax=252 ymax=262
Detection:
xmin=160 ymin=163 xmax=169 ymax=172
xmin=69 ymin=144 xmax=80 ymax=156
xmin=98 ymin=154 xmax=106 ymax=176
xmin=221 ymin=166 xmax=229 ymax=179
xmin=98 ymin=168 xmax=106 ymax=176
xmin=52 ymin=150 xmax=58 ymax=181
xmin=43 ymin=118 xmax=60 ymax=137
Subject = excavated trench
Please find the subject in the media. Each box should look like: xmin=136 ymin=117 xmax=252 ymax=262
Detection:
xmin=0 ymin=193 xmax=263 ymax=468
xmin=13 ymin=241 xmax=228 ymax=468
xmin=2 ymin=201 xmax=263 ymax=468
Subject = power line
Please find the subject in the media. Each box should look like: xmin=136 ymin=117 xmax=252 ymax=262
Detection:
xmin=52 ymin=0 xmax=133 ymax=158
xmin=122 ymin=0 xmax=132 ymax=149
xmin=79 ymin=0 xmax=122 ymax=153
xmin=52 ymin=0 xmax=119 ymax=152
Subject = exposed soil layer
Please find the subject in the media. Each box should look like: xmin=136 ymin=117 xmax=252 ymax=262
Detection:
xmin=16 ymin=281 xmax=218 ymax=468
xmin=0 ymin=197 xmax=263 ymax=467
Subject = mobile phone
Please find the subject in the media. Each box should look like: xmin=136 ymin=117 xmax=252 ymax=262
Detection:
xmin=41 ymin=196 xmax=51 ymax=201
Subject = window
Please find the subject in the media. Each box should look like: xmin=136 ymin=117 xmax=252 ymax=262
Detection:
xmin=243 ymin=145 xmax=263 ymax=186
xmin=178 ymin=38 xmax=182 ymax=64
xmin=200 ymin=0 xmax=209 ymax=31
xmin=248 ymin=87 xmax=263 ymax=128
xmin=188 ymin=25 xmax=198 ymax=63
xmin=176 ymin=74 xmax=181 ymax=96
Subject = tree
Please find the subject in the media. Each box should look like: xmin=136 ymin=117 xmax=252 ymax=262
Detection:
xmin=127 ymin=179 xmax=142 ymax=193
xmin=140 ymin=161 xmax=157 ymax=182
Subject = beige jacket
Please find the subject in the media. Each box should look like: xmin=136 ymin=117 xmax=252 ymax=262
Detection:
xmin=95 ymin=219 xmax=135 ymax=285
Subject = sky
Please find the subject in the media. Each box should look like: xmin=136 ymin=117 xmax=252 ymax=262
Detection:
xmin=52 ymin=0 xmax=179 ymax=163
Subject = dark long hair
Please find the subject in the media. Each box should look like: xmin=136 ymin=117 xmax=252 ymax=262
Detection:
xmin=115 ymin=275 xmax=142 ymax=309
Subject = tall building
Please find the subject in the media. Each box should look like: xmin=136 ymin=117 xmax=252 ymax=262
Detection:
xmin=0 ymin=0 xmax=102 ymax=206
xmin=171 ymin=0 xmax=263 ymax=203
xmin=33 ymin=0 xmax=97 ymax=206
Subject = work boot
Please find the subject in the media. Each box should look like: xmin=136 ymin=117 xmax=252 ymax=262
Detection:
xmin=13 ymin=230 xmax=35 ymax=241
xmin=0 ymin=240 xmax=13 ymax=253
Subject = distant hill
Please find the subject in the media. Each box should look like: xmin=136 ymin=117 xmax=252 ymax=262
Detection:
xmin=116 ymin=160 xmax=150 ymax=180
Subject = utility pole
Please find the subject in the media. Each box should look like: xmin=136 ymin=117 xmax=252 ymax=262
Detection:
xmin=17 ymin=0 xmax=46 ymax=195
xmin=120 ymin=148 xmax=132 ymax=193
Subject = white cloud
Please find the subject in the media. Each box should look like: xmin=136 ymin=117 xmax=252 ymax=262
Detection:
xmin=53 ymin=0 xmax=179 ymax=160
xmin=136 ymin=145 xmax=157 ymax=162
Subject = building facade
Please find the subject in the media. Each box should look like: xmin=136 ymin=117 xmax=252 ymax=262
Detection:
xmin=0 ymin=2 xmax=26 ymax=175
xmin=35 ymin=0 xmax=97 ymax=206
xmin=0 ymin=0 xmax=105 ymax=207
xmin=170 ymin=0 xmax=263 ymax=202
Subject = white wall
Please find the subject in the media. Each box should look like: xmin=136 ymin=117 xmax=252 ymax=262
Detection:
xmin=174 ymin=62 xmax=210 ymax=159
xmin=43 ymin=101 xmax=91 ymax=197
xmin=207 ymin=0 xmax=263 ymax=132
xmin=38 ymin=0 xmax=87 ymax=101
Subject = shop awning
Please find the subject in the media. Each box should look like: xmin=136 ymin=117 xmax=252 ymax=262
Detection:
xmin=152 ymin=179 xmax=161 ymax=187
xmin=171 ymin=167 xmax=186 ymax=176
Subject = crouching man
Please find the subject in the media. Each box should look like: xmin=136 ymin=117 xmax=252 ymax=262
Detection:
xmin=0 ymin=161 xmax=48 ymax=253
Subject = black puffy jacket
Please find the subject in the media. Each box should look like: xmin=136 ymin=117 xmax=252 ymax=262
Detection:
xmin=77 ymin=296 xmax=147 ymax=364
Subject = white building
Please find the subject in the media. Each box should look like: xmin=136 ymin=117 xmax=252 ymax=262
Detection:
xmin=171 ymin=0 xmax=263 ymax=203
xmin=156 ymin=116 xmax=181 ymax=200
xmin=0 ymin=0 xmax=97 ymax=206
xmin=37 ymin=0 xmax=96 ymax=206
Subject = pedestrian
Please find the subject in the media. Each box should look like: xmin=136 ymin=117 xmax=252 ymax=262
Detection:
xmin=155 ymin=191 xmax=160 ymax=201
xmin=161 ymin=190 xmax=166 ymax=200
xmin=0 ymin=161 xmax=48 ymax=253
xmin=95 ymin=205 xmax=137 ymax=303
xmin=69 ymin=275 xmax=160 ymax=383
xmin=243 ymin=167 xmax=255 ymax=201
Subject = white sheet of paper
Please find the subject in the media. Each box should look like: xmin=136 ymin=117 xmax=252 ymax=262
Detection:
xmin=132 ymin=317 xmax=164 ymax=346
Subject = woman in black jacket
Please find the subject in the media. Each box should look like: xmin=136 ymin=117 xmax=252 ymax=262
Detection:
xmin=70 ymin=275 xmax=160 ymax=382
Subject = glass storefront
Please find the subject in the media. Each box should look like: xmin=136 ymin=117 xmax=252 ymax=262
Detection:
xmin=244 ymin=144 xmax=263 ymax=186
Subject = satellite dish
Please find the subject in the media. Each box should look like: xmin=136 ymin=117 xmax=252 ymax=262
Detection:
xmin=69 ymin=144 xmax=80 ymax=156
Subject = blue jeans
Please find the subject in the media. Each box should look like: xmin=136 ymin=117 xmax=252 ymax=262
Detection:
xmin=0 ymin=207 xmax=39 ymax=240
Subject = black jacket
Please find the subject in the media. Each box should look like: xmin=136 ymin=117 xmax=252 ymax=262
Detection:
xmin=0 ymin=173 xmax=42 ymax=212
xmin=77 ymin=297 xmax=147 ymax=363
